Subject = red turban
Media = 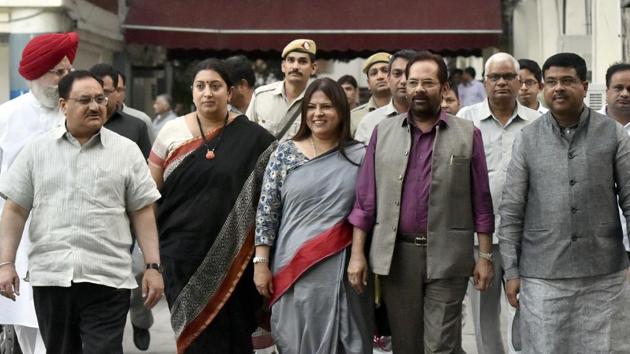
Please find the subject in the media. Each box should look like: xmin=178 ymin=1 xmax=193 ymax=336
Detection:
xmin=19 ymin=32 xmax=79 ymax=80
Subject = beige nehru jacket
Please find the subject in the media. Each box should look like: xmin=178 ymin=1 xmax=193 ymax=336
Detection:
xmin=0 ymin=126 xmax=160 ymax=289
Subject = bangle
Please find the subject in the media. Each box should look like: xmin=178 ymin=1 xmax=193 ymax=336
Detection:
xmin=0 ymin=261 xmax=14 ymax=268
xmin=253 ymin=256 xmax=269 ymax=264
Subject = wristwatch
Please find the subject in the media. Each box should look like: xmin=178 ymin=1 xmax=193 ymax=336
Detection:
xmin=146 ymin=263 xmax=164 ymax=273
xmin=253 ymin=256 xmax=269 ymax=264
xmin=479 ymin=251 xmax=493 ymax=262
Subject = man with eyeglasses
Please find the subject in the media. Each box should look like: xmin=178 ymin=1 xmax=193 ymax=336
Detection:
xmin=0 ymin=70 xmax=163 ymax=354
xmin=0 ymin=31 xmax=78 ymax=354
xmin=517 ymin=59 xmax=548 ymax=115
xmin=89 ymin=64 xmax=151 ymax=158
xmin=499 ymin=53 xmax=630 ymax=353
xmin=458 ymin=52 xmax=539 ymax=354
xmin=247 ymin=39 xmax=317 ymax=140
xmin=347 ymin=51 xmax=494 ymax=353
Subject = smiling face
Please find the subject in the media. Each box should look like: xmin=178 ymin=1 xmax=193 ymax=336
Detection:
xmin=306 ymin=90 xmax=342 ymax=140
xmin=60 ymin=77 xmax=107 ymax=139
xmin=543 ymin=66 xmax=587 ymax=117
xmin=281 ymin=52 xmax=317 ymax=85
xmin=192 ymin=69 xmax=232 ymax=117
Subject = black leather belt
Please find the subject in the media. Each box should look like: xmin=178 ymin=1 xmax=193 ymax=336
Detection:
xmin=397 ymin=233 xmax=427 ymax=247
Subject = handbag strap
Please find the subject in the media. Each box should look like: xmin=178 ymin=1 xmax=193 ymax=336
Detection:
xmin=275 ymin=103 xmax=302 ymax=140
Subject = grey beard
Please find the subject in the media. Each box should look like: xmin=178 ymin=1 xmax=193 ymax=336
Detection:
xmin=31 ymin=84 xmax=60 ymax=109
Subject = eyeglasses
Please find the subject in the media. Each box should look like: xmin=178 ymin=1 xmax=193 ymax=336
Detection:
xmin=544 ymin=77 xmax=580 ymax=88
xmin=486 ymin=73 xmax=518 ymax=82
xmin=47 ymin=67 xmax=74 ymax=77
xmin=406 ymin=80 xmax=439 ymax=89
xmin=67 ymin=95 xmax=108 ymax=106
xmin=520 ymin=79 xmax=539 ymax=87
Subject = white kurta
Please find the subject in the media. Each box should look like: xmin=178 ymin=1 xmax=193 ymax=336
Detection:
xmin=0 ymin=92 xmax=63 ymax=327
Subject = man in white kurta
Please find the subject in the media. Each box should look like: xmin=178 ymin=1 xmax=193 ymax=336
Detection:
xmin=0 ymin=31 xmax=78 ymax=354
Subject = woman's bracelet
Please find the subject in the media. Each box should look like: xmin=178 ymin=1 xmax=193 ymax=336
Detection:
xmin=0 ymin=261 xmax=15 ymax=268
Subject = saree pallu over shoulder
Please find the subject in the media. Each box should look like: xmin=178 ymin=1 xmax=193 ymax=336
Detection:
xmin=156 ymin=116 xmax=276 ymax=354
xmin=269 ymin=221 xmax=352 ymax=306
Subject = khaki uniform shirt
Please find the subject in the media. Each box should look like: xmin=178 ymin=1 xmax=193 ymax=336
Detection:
xmin=350 ymin=96 xmax=380 ymax=135
xmin=246 ymin=80 xmax=305 ymax=140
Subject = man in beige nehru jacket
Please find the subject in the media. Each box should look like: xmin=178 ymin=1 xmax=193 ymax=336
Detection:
xmin=246 ymin=39 xmax=317 ymax=140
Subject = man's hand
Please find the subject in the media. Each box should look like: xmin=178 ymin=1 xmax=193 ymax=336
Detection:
xmin=142 ymin=269 xmax=164 ymax=309
xmin=506 ymin=278 xmax=521 ymax=308
xmin=0 ymin=264 xmax=20 ymax=301
xmin=473 ymin=258 xmax=494 ymax=291
xmin=254 ymin=263 xmax=274 ymax=298
xmin=347 ymin=253 xmax=368 ymax=294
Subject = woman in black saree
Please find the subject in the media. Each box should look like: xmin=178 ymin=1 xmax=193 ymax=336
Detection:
xmin=148 ymin=58 xmax=275 ymax=354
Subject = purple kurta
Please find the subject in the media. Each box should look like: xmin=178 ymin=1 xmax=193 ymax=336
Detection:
xmin=348 ymin=111 xmax=494 ymax=235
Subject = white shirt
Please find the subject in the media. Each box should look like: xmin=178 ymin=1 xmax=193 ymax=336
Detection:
xmin=599 ymin=104 xmax=630 ymax=252
xmin=0 ymin=126 xmax=160 ymax=289
xmin=354 ymin=100 xmax=401 ymax=144
xmin=458 ymin=99 xmax=541 ymax=243
xmin=0 ymin=91 xmax=63 ymax=327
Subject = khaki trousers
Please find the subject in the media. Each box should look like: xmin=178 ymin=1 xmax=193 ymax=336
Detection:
xmin=382 ymin=242 xmax=468 ymax=354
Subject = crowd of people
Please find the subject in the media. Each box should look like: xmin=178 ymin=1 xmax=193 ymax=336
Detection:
xmin=0 ymin=32 xmax=629 ymax=354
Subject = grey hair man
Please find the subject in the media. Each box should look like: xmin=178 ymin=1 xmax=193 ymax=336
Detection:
xmin=499 ymin=53 xmax=630 ymax=353
xmin=458 ymin=51 xmax=540 ymax=354
xmin=152 ymin=93 xmax=177 ymax=136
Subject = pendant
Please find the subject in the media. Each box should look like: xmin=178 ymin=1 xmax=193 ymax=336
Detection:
xmin=205 ymin=149 xmax=215 ymax=160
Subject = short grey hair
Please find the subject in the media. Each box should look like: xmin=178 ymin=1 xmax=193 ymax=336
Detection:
xmin=484 ymin=52 xmax=520 ymax=77
xmin=156 ymin=93 xmax=173 ymax=109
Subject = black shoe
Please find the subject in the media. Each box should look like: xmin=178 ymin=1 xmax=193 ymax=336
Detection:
xmin=132 ymin=325 xmax=150 ymax=351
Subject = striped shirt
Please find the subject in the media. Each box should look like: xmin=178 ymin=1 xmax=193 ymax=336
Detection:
xmin=0 ymin=126 xmax=160 ymax=289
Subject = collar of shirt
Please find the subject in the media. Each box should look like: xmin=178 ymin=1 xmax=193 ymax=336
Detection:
xmin=53 ymin=124 xmax=109 ymax=148
xmin=402 ymin=109 xmax=449 ymax=129
xmin=382 ymin=99 xmax=399 ymax=117
xmin=366 ymin=96 xmax=380 ymax=111
xmin=549 ymin=105 xmax=589 ymax=136
xmin=477 ymin=98 xmax=532 ymax=127
xmin=274 ymin=79 xmax=312 ymax=103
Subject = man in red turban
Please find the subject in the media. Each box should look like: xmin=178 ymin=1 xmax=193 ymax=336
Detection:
xmin=0 ymin=31 xmax=78 ymax=354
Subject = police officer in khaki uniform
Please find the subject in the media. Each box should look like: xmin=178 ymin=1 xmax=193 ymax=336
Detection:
xmin=350 ymin=52 xmax=392 ymax=135
xmin=246 ymin=39 xmax=317 ymax=140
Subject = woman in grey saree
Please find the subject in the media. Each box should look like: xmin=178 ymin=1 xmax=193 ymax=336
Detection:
xmin=253 ymin=78 xmax=372 ymax=354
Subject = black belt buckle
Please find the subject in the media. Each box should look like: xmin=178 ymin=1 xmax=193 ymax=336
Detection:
xmin=414 ymin=236 xmax=427 ymax=247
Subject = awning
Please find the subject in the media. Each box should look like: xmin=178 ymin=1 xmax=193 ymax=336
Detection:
xmin=123 ymin=0 xmax=502 ymax=54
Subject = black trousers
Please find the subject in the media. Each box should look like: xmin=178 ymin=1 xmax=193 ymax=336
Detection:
xmin=33 ymin=282 xmax=130 ymax=354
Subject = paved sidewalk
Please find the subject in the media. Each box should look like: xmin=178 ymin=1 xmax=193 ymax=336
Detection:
xmin=121 ymin=296 xmax=483 ymax=354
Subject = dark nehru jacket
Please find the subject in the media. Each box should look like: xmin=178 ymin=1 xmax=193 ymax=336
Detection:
xmin=104 ymin=111 xmax=151 ymax=158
